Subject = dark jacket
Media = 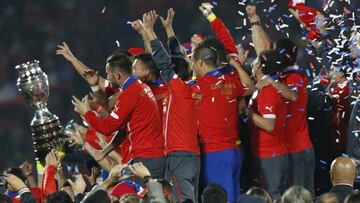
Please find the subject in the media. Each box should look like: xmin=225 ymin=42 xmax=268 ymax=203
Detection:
xmin=322 ymin=184 xmax=354 ymax=202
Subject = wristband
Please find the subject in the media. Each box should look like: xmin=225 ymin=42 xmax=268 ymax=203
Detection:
xmin=91 ymin=85 xmax=100 ymax=92
xmin=251 ymin=21 xmax=260 ymax=26
xmin=143 ymin=175 xmax=152 ymax=184
xmin=207 ymin=13 xmax=217 ymax=22
xmin=18 ymin=187 xmax=30 ymax=196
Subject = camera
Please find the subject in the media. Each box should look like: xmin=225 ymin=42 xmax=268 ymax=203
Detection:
xmin=120 ymin=167 xmax=133 ymax=177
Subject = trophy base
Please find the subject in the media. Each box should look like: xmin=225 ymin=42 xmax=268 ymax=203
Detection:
xmin=31 ymin=119 xmax=65 ymax=166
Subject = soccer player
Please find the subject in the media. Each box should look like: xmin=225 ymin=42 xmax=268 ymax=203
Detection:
xmin=256 ymin=39 xmax=315 ymax=194
xmin=134 ymin=10 xmax=201 ymax=203
xmin=191 ymin=43 xmax=245 ymax=203
xmin=246 ymin=6 xmax=315 ymax=194
xmin=149 ymin=9 xmax=202 ymax=202
xmin=244 ymin=50 xmax=288 ymax=199
xmin=72 ymin=53 xmax=165 ymax=178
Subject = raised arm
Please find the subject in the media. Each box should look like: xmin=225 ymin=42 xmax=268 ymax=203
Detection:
xmin=229 ymin=57 xmax=255 ymax=96
xmin=131 ymin=19 xmax=152 ymax=53
xmin=246 ymin=6 xmax=272 ymax=55
xmin=143 ymin=10 xmax=176 ymax=83
xmin=199 ymin=2 xmax=238 ymax=57
xmin=159 ymin=8 xmax=184 ymax=57
xmin=256 ymin=77 xmax=298 ymax=102
xmin=56 ymin=42 xmax=107 ymax=91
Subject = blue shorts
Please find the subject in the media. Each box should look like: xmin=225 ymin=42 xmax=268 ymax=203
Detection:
xmin=201 ymin=149 xmax=242 ymax=203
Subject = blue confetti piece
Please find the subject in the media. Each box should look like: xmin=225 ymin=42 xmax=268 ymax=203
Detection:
xmin=320 ymin=160 xmax=327 ymax=165
xmin=279 ymin=48 xmax=286 ymax=54
xmin=212 ymin=1 xmax=218 ymax=6
xmin=306 ymin=69 xmax=311 ymax=77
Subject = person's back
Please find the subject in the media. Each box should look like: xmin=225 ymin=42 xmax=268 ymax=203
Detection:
xmin=317 ymin=193 xmax=340 ymax=203
xmin=197 ymin=72 xmax=244 ymax=152
xmin=344 ymin=191 xmax=360 ymax=203
xmin=325 ymin=157 xmax=356 ymax=202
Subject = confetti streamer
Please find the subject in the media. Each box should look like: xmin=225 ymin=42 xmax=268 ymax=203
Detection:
xmin=101 ymin=6 xmax=106 ymax=14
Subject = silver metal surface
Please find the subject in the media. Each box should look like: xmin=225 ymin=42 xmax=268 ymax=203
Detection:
xmin=15 ymin=60 xmax=65 ymax=165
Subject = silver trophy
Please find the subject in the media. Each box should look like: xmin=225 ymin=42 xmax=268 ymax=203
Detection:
xmin=15 ymin=60 xmax=65 ymax=167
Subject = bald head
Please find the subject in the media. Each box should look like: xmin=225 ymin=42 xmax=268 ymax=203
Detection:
xmin=330 ymin=157 xmax=356 ymax=185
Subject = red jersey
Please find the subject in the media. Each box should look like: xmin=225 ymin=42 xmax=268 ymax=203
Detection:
xmin=249 ymin=85 xmax=288 ymax=158
xmin=42 ymin=165 xmax=57 ymax=199
xmin=84 ymin=76 xmax=164 ymax=159
xmin=281 ymin=68 xmax=313 ymax=153
xmin=197 ymin=70 xmax=244 ymax=153
xmin=147 ymin=78 xmax=170 ymax=121
xmin=164 ymin=75 xmax=201 ymax=155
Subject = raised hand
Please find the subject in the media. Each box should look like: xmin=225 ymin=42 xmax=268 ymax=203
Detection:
xmin=130 ymin=19 xmax=145 ymax=34
xmin=235 ymin=44 xmax=249 ymax=66
xmin=129 ymin=162 xmax=151 ymax=179
xmin=69 ymin=174 xmax=86 ymax=195
xmin=45 ymin=149 xmax=60 ymax=167
xmin=20 ymin=161 xmax=33 ymax=177
xmin=246 ymin=5 xmax=260 ymax=23
xmin=66 ymin=124 xmax=85 ymax=147
xmin=143 ymin=10 xmax=158 ymax=31
xmin=159 ymin=8 xmax=175 ymax=29
xmin=84 ymin=167 xmax=100 ymax=187
xmin=4 ymin=174 xmax=27 ymax=192
xmin=109 ymin=164 xmax=126 ymax=182
xmin=72 ymin=95 xmax=90 ymax=116
xmin=95 ymin=131 xmax=108 ymax=148
xmin=83 ymin=69 xmax=100 ymax=87
xmin=199 ymin=2 xmax=214 ymax=17
xmin=56 ymin=42 xmax=76 ymax=62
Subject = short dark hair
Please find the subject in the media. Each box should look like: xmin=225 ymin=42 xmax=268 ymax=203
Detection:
xmin=46 ymin=191 xmax=72 ymax=203
xmin=274 ymin=38 xmax=298 ymax=68
xmin=171 ymin=56 xmax=191 ymax=80
xmin=84 ymin=190 xmax=111 ymax=203
xmin=202 ymin=37 xmax=227 ymax=64
xmin=202 ymin=183 xmax=228 ymax=203
xmin=246 ymin=187 xmax=272 ymax=203
xmin=5 ymin=168 xmax=26 ymax=182
xmin=345 ymin=192 xmax=360 ymax=203
xmin=258 ymin=49 xmax=285 ymax=76
xmin=193 ymin=44 xmax=218 ymax=67
xmin=134 ymin=53 xmax=160 ymax=78
xmin=106 ymin=53 xmax=133 ymax=75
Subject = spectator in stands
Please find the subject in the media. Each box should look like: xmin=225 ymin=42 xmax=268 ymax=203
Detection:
xmin=345 ymin=192 xmax=360 ymax=203
xmin=282 ymin=186 xmax=313 ymax=203
xmin=201 ymin=183 xmax=228 ymax=203
xmin=246 ymin=186 xmax=272 ymax=203
xmin=321 ymin=157 xmax=356 ymax=202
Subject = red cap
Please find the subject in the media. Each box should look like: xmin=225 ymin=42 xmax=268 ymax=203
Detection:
xmin=128 ymin=47 xmax=145 ymax=56
xmin=194 ymin=34 xmax=205 ymax=40
xmin=110 ymin=182 xmax=139 ymax=197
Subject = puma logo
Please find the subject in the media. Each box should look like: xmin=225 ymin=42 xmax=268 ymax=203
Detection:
xmin=265 ymin=106 xmax=273 ymax=112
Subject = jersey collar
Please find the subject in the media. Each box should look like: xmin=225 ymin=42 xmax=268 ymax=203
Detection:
xmin=218 ymin=65 xmax=234 ymax=74
xmin=206 ymin=69 xmax=223 ymax=77
xmin=147 ymin=77 xmax=163 ymax=86
xmin=122 ymin=75 xmax=138 ymax=91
